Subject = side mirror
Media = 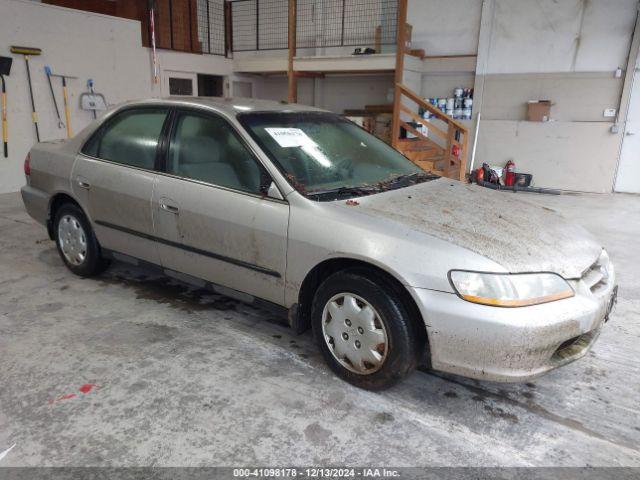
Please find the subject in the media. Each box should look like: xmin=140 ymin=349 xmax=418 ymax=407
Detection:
xmin=266 ymin=181 xmax=284 ymax=201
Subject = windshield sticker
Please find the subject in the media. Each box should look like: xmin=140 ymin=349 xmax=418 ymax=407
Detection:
xmin=265 ymin=128 xmax=316 ymax=148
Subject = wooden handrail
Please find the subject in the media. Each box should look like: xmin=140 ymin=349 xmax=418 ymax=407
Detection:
xmin=396 ymin=83 xmax=468 ymax=132
xmin=399 ymin=105 xmax=448 ymax=140
xmin=392 ymin=82 xmax=469 ymax=181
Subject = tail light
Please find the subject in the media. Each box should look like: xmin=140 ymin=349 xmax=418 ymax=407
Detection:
xmin=24 ymin=152 xmax=31 ymax=177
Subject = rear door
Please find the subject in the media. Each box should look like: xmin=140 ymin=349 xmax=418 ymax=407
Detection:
xmin=72 ymin=107 xmax=169 ymax=264
xmin=152 ymin=109 xmax=289 ymax=305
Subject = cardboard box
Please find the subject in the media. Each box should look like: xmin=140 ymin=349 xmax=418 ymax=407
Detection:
xmin=527 ymin=100 xmax=552 ymax=122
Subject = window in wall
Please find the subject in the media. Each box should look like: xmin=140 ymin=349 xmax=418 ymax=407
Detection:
xmin=169 ymin=77 xmax=195 ymax=96
xmin=197 ymin=74 xmax=224 ymax=96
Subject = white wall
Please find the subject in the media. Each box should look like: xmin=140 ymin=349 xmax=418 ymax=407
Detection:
xmin=0 ymin=0 xmax=151 ymax=193
xmin=407 ymin=0 xmax=482 ymax=56
xmin=404 ymin=0 xmax=481 ymax=101
xmin=486 ymin=0 xmax=637 ymax=74
xmin=0 ymin=0 xmax=235 ymax=194
xmin=316 ymin=74 xmax=394 ymax=112
xmin=252 ymin=74 xmax=394 ymax=113
xmin=472 ymin=0 xmax=639 ymax=192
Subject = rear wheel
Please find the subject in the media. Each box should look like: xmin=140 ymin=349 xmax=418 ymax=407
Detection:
xmin=311 ymin=269 xmax=420 ymax=390
xmin=53 ymin=203 xmax=109 ymax=277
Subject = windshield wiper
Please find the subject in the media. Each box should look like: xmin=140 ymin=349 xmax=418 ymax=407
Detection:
xmin=307 ymin=185 xmax=380 ymax=200
xmin=307 ymin=173 xmax=439 ymax=201
xmin=382 ymin=172 xmax=440 ymax=187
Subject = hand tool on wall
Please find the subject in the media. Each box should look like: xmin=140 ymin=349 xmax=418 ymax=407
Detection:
xmin=44 ymin=66 xmax=65 ymax=130
xmin=0 ymin=56 xmax=12 ymax=158
xmin=45 ymin=66 xmax=78 ymax=138
xmin=61 ymin=76 xmax=72 ymax=138
xmin=80 ymin=79 xmax=107 ymax=119
xmin=10 ymin=46 xmax=42 ymax=142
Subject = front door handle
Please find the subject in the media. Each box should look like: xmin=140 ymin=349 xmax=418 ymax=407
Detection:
xmin=160 ymin=201 xmax=179 ymax=214
xmin=76 ymin=177 xmax=91 ymax=189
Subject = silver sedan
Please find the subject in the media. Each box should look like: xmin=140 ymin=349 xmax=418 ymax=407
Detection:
xmin=21 ymin=97 xmax=617 ymax=390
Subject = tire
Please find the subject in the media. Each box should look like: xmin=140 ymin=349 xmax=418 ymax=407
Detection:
xmin=53 ymin=203 xmax=109 ymax=277
xmin=311 ymin=269 xmax=421 ymax=390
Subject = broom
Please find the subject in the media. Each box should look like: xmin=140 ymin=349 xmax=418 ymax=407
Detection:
xmin=10 ymin=46 xmax=42 ymax=142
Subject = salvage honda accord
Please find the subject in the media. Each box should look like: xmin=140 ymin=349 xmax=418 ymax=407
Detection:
xmin=21 ymin=98 xmax=617 ymax=390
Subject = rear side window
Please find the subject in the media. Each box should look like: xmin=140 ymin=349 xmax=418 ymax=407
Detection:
xmin=82 ymin=109 xmax=167 ymax=170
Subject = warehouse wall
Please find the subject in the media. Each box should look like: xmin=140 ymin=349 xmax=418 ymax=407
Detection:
xmin=0 ymin=0 xmax=234 ymax=194
xmin=402 ymin=0 xmax=638 ymax=192
xmin=407 ymin=0 xmax=482 ymax=56
xmin=473 ymin=0 xmax=638 ymax=192
xmin=0 ymin=0 xmax=150 ymax=193
xmin=252 ymin=74 xmax=394 ymax=113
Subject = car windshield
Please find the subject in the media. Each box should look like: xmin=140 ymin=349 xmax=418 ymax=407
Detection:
xmin=238 ymin=112 xmax=439 ymax=201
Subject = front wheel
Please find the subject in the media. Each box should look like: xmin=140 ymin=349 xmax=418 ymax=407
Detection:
xmin=311 ymin=269 xmax=421 ymax=390
xmin=53 ymin=203 xmax=109 ymax=277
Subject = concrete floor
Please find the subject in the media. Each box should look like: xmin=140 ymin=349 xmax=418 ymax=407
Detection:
xmin=0 ymin=190 xmax=639 ymax=467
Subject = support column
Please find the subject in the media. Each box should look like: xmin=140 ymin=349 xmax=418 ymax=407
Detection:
xmin=288 ymin=0 xmax=297 ymax=103
xmin=391 ymin=0 xmax=408 ymax=149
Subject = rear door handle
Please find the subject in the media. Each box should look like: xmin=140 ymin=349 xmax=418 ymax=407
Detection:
xmin=160 ymin=201 xmax=179 ymax=214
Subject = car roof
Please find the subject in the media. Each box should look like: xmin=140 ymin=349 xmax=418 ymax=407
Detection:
xmin=118 ymin=96 xmax=329 ymax=116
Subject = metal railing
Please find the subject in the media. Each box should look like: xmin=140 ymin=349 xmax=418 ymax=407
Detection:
xmin=196 ymin=0 xmax=226 ymax=55
xmin=151 ymin=0 xmax=226 ymax=55
xmin=231 ymin=0 xmax=398 ymax=52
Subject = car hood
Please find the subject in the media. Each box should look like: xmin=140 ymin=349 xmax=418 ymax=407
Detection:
xmin=348 ymin=178 xmax=602 ymax=279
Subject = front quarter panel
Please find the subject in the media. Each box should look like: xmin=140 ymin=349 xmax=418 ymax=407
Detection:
xmin=284 ymin=193 xmax=506 ymax=308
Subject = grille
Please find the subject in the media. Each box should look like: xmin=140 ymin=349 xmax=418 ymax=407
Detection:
xmin=582 ymin=253 xmax=610 ymax=295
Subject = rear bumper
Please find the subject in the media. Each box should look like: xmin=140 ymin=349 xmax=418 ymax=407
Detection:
xmin=21 ymin=185 xmax=50 ymax=227
xmin=410 ymin=265 xmax=617 ymax=382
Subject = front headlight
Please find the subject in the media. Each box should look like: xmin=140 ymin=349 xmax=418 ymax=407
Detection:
xmin=449 ymin=270 xmax=574 ymax=307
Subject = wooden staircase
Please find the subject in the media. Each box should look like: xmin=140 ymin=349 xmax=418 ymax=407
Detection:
xmin=391 ymin=83 xmax=469 ymax=181
xmin=396 ymin=138 xmax=445 ymax=173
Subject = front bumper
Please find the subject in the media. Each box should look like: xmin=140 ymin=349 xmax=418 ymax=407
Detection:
xmin=410 ymin=265 xmax=617 ymax=382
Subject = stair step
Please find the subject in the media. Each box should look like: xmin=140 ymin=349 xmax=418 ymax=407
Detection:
xmin=397 ymin=139 xmax=440 ymax=150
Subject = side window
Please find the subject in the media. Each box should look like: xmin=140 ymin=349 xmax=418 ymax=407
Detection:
xmin=168 ymin=112 xmax=264 ymax=194
xmin=82 ymin=109 xmax=167 ymax=170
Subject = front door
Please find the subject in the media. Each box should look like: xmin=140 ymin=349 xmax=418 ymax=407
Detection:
xmin=615 ymin=50 xmax=640 ymax=193
xmin=71 ymin=107 xmax=169 ymax=264
xmin=152 ymin=109 xmax=289 ymax=305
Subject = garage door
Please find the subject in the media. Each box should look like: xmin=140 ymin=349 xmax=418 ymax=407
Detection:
xmin=615 ymin=52 xmax=640 ymax=193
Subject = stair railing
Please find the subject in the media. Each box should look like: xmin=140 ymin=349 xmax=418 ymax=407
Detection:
xmin=391 ymin=83 xmax=469 ymax=181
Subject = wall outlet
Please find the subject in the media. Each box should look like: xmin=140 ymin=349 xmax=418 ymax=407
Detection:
xmin=604 ymin=108 xmax=617 ymax=118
